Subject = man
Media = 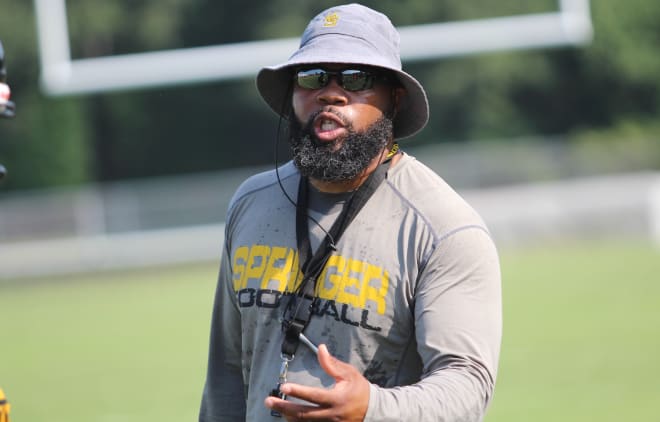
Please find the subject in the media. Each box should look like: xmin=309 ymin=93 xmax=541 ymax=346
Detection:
xmin=200 ymin=4 xmax=501 ymax=421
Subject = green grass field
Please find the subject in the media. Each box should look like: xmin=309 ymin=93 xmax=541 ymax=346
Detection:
xmin=1 ymin=240 xmax=658 ymax=421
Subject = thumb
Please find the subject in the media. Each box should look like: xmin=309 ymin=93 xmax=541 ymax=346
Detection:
xmin=317 ymin=344 xmax=347 ymax=381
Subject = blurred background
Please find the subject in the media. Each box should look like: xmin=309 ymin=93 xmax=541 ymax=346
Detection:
xmin=0 ymin=0 xmax=658 ymax=421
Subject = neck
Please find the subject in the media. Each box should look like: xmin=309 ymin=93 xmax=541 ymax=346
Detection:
xmin=309 ymin=143 xmax=401 ymax=193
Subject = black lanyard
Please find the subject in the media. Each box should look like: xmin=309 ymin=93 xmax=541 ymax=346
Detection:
xmin=280 ymin=162 xmax=389 ymax=357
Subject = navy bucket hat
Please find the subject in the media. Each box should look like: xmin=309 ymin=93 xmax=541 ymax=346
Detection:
xmin=256 ymin=3 xmax=429 ymax=140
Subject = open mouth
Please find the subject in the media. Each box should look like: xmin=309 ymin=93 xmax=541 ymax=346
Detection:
xmin=313 ymin=111 xmax=348 ymax=143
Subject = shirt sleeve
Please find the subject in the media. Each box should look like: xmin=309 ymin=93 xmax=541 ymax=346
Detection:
xmin=199 ymin=239 xmax=246 ymax=422
xmin=365 ymin=226 xmax=502 ymax=422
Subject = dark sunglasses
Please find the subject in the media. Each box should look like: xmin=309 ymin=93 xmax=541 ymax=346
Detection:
xmin=294 ymin=68 xmax=387 ymax=92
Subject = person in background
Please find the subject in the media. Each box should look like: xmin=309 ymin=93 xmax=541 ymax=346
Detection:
xmin=0 ymin=40 xmax=15 ymax=119
xmin=0 ymin=388 xmax=10 ymax=422
xmin=200 ymin=4 xmax=502 ymax=421
xmin=0 ymin=39 xmax=16 ymax=180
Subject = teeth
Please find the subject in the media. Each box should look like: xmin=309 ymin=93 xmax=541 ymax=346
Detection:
xmin=320 ymin=119 xmax=338 ymax=131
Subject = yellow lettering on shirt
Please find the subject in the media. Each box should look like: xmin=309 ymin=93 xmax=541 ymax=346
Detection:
xmin=318 ymin=255 xmax=346 ymax=299
xmin=244 ymin=244 xmax=270 ymax=287
xmin=320 ymin=256 xmax=389 ymax=314
xmin=363 ymin=264 xmax=389 ymax=315
xmin=232 ymin=245 xmax=249 ymax=291
xmin=261 ymin=246 xmax=295 ymax=291
xmin=232 ymin=245 xmax=389 ymax=313
xmin=286 ymin=251 xmax=303 ymax=293
xmin=336 ymin=258 xmax=363 ymax=308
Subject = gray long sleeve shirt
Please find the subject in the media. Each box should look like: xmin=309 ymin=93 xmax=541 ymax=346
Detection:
xmin=200 ymin=153 xmax=502 ymax=421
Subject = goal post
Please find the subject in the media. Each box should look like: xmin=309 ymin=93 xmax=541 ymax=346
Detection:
xmin=33 ymin=0 xmax=593 ymax=96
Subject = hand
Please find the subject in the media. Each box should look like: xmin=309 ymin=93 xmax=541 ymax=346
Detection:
xmin=264 ymin=344 xmax=370 ymax=421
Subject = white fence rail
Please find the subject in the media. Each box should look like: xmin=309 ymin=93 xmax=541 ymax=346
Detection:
xmin=1 ymin=170 xmax=659 ymax=279
xmin=464 ymin=172 xmax=660 ymax=245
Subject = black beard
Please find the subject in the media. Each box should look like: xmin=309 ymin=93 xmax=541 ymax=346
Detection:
xmin=288 ymin=110 xmax=394 ymax=182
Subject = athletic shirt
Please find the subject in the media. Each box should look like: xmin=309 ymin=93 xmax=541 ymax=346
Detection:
xmin=200 ymin=153 xmax=502 ymax=422
xmin=306 ymin=187 xmax=352 ymax=253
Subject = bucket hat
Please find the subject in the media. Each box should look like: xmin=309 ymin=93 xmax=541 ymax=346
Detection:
xmin=256 ymin=3 xmax=429 ymax=139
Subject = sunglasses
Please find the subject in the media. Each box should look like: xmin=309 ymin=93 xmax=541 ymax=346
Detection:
xmin=294 ymin=68 xmax=388 ymax=92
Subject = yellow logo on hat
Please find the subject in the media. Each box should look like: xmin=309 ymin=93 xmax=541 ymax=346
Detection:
xmin=323 ymin=12 xmax=339 ymax=27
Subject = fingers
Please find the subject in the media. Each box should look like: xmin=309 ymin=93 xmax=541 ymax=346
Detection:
xmin=264 ymin=394 xmax=334 ymax=421
xmin=265 ymin=379 xmax=369 ymax=421
xmin=279 ymin=382 xmax=333 ymax=407
xmin=317 ymin=343 xmax=346 ymax=380
xmin=263 ymin=345 xmax=369 ymax=420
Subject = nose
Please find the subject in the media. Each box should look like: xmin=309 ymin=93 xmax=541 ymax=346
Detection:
xmin=316 ymin=78 xmax=348 ymax=106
